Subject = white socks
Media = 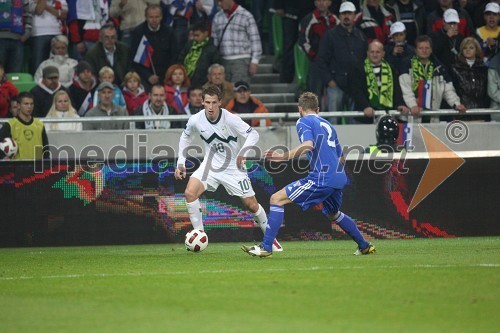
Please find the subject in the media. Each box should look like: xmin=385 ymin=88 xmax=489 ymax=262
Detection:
xmin=187 ymin=201 xmax=268 ymax=234
xmin=253 ymin=204 xmax=268 ymax=234
xmin=186 ymin=199 xmax=203 ymax=230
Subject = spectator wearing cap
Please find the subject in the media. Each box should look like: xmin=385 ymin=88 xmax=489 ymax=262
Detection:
xmin=315 ymin=1 xmax=368 ymax=124
xmin=92 ymin=66 xmax=126 ymax=109
xmin=427 ymin=0 xmax=473 ymax=38
xmin=225 ymin=81 xmax=272 ymax=127
xmin=34 ymin=35 xmax=78 ymax=88
xmin=69 ymin=61 xmax=97 ymax=116
xmin=430 ymin=8 xmax=465 ymax=74
xmin=30 ymin=66 xmax=69 ymax=118
xmin=475 ymin=3 xmax=500 ymax=63
xmin=384 ymin=21 xmax=415 ymax=72
xmin=357 ymin=0 xmax=395 ymax=44
xmin=471 ymin=0 xmax=500 ymax=28
xmin=83 ymin=81 xmax=129 ymax=130
xmin=385 ymin=0 xmax=426 ymax=46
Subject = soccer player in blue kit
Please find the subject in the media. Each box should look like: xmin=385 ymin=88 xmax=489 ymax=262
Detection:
xmin=242 ymin=92 xmax=376 ymax=257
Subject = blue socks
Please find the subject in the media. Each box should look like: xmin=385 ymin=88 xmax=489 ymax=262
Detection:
xmin=262 ymin=204 xmax=284 ymax=252
xmin=335 ymin=212 xmax=369 ymax=249
xmin=262 ymin=207 xmax=368 ymax=252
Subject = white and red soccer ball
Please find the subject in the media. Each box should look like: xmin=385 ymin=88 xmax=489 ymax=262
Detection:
xmin=0 ymin=137 xmax=18 ymax=159
xmin=185 ymin=229 xmax=208 ymax=252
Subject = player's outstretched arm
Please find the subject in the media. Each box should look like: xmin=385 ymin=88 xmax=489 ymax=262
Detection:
xmin=265 ymin=140 xmax=314 ymax=161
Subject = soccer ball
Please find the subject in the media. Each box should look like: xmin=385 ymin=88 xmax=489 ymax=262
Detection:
xmin=185 ymin=229 xmax=208 ymax=252
xmin=0 ymin=137 xmax=18 ymax=159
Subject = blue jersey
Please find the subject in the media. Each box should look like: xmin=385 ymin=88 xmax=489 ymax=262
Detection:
xmin=296 ymin=114 xmax=347 ymax=189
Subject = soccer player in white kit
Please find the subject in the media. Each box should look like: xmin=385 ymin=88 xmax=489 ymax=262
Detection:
xmin=174 ymin=85 xmax=283 ymax=251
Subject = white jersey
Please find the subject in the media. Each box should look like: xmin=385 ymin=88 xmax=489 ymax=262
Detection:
xmin=177 ymin=108 xmax=259 ymax=171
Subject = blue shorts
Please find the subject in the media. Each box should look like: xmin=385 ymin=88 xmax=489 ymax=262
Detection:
xmin=285 ymin=178 xmax=342 ymax=216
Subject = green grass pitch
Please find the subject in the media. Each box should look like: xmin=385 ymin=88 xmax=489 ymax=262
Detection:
xmin=1 ymin=237 xmax=499 ymax=333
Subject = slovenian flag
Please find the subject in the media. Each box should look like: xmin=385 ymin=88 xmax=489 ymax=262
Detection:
xmin=78 ymin=92 xmax=93 ymax=116
xmin=417 ymin=79 xmax=432 ymax=110
xmin=167 ymin=1 xmax=195 ymax=20
xmin=134 ymin=36 xmax=154 ymax=68
xmin=398 ymin=121 xmax=413 ymax=151
xmin=183 ymin=0 xmax=195 ymax=19
xmin=173 ymin=87 xmax=184 ymax=113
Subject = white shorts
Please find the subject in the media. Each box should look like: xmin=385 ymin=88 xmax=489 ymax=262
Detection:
xmin=191 ymin=162 xmax=255 ymax=198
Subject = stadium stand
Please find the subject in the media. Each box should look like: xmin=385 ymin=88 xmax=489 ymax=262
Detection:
xmin=6 ymin=72 xmax=37 ymax=92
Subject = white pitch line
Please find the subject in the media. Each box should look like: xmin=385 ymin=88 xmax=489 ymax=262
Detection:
xmin=0 ymin=263 xmax=498 ymax=281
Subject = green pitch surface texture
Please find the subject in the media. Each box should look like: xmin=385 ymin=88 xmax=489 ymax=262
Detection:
xmin=1 ymin=238 xmax=499 ymax=333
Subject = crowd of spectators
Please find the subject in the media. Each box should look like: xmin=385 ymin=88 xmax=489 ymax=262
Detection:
xmin=0 ymin=0 xmax=499 ymax=133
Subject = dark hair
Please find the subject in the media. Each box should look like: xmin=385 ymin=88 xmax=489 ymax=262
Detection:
xmin=415 ymin=35 xmax=433 ymax=48
xmin=188 ymin=85 xmax=203 ymax=97
xmin=17 ymin=91 xmax=34 ymax=103
xmin=150 ymin=84 xmax=165 ymax=93
xmin=190 ymin=21 xmax=208 ymax=33
xmin=202 ymin=85 xmax=222 ymax=101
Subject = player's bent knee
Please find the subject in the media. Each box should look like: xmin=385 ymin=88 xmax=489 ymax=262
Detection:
xmin=269 ymin=193 xmax=280 ymax=205
xmin=184 ymin=189 xmax=198 ymax=202
xmin=331 ymin=211 xmax=343 ymax=223
xmin=242 ymin=197 xmax=259 ymax=213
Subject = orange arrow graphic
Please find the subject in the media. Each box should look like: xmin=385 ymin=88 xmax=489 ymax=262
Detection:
xmin=408 ymin=125 xmax=465 ymax=212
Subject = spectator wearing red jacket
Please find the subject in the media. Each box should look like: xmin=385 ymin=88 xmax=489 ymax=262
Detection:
xmin=163 ymin=64 xmax=190 ymax=114
xmin=122 ymin=71 xmax=149 ymax=115
xmin=298 ymin=0 xmax=338 ymax=107
xmin=358 ymin=0 xmax=395 ymax=44
xmin=426 ymin=0 xmax=473 ymax=37
xmin=225 ymin=81 xmax=272 ymax=127
xmin=0 ymin=63 xmax=19 ymax=118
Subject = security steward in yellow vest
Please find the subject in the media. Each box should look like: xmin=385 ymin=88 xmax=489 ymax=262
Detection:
xmin=0 ymin=92 xmax=48 ymax=160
